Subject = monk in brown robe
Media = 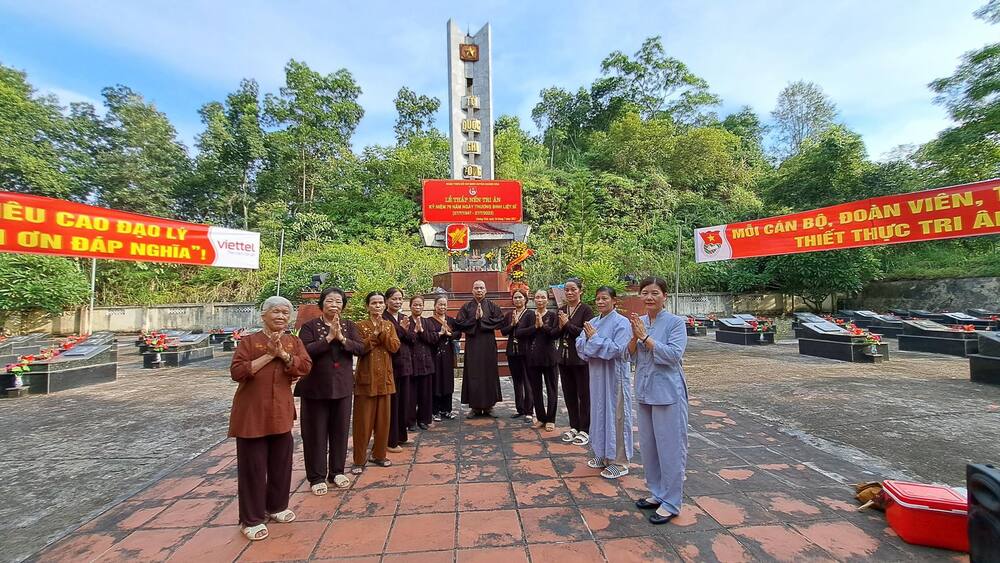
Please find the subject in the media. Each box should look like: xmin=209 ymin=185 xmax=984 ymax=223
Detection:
xmin=352 ymin=292 xmax=400 ymax=474
xmin=229 ymin=296 xmax=312 ymax=542
xmin=296 ymin=287 xmax=364 ymax=494
xmin=454 ymin=280 xmax=506 ymax=417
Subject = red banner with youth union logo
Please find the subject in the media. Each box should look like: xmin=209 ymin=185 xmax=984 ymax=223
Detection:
xmin=694 ymin=178 xmax=1000 ymax=262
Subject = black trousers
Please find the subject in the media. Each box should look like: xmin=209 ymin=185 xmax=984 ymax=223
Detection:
xmin=560 ymin=363 xmax=591 ymax=433
xmin=388 ymin=374 xmax=410 ymax=447
xmin=236 ymin=432 xmax=293 ymax=527
xmin=508 ymin=355 xmax=533 ymax=415
xmin=527 ymin=365 xmax=558 ymax=423
xmin=433 ymin=393 xmax=453 ymax=414
xmin=300 ymin=396 xmax=351 ymax=484
xmin=412 ymin=373 xmax=433 ymax=425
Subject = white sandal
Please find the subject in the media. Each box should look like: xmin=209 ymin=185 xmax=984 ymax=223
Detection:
xmin=268 ymin=509 xmax=296 ymax=523
xmin=573 ymin=431 xmax=590 ymax=446
xmin=242 ymin=523 xmax=269 ymax=541
xmin=601 ymin=464 xmax=629 ymax=480
xmin=561 ymin=429 xmax=578 ymax=442
xmin=587 ymin=457 xmax=606 ymax=469
xmin=332 ymin=474 xmax=351 ymax=488
xmin=311 ymin=482 xmax=328 ymax=496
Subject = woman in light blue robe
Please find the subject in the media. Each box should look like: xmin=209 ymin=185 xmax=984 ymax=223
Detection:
xmin=628 ymin=276 xmax=689 ymax=525
xmin=576 ymin=286 xmax=633 ymax=480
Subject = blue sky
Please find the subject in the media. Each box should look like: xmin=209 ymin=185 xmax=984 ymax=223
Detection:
xmin=1 ymin=0 xmax=994 ymax=160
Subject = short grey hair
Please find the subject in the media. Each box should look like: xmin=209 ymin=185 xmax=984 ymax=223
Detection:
xmin=261 ymin=295 xmax=293 ymax=313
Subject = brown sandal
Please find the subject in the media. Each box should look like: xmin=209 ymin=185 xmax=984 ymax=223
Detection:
xmin=371 ymin=458 xmax=392 ymax=467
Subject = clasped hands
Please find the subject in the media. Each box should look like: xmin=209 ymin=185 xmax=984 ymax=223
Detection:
xmin=628 ymin=313 xmax=649 ymax=344
xmin=266 ymin=333 xmax=292 ymax=365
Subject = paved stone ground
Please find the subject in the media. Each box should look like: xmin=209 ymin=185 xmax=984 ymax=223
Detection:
xmin=9 ymin=333 xmax=992 ymax=562
xmin=1 ymin=341 xmax=236 ymax=563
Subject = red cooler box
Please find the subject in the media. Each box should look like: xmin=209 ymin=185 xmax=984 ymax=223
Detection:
xmin=883 ymin=480 xmax=969 ymax=552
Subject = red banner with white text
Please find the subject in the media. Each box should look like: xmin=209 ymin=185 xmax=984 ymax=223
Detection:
xmin=422 ymin=179 xmax=523 ymax=223
xmin=0 ymin=192 xmax=261 ymax=269
xmin=694 ymin=178 xmax=1000 ymax=262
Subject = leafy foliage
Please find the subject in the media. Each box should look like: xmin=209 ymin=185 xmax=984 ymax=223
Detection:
xmin=3 ymin=18 xmax=1000 ymax=316
xmin=0 ymin=254 xmax=89 ymax=327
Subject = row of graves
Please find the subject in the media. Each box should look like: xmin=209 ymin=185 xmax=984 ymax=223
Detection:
xmin=837 ymin=309 xmax=1000 ymax=384
xmin=135 ymin=327 xmax=261 ymax=369
xmin=2 ymin=332 xmax=118 ymax=397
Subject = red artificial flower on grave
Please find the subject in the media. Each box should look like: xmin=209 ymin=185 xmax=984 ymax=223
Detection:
xmin=849 ymin=327 xmax=865 ymax=336
xmin=961 ymin=324 xmax=976 ymax=332
xmin=232 ymin=328 xmax=245 ymax=341
xmin=866 ymin=333 xmax=882 ymax=344
xmin=686 ymin=317 xmax=695 ymax=326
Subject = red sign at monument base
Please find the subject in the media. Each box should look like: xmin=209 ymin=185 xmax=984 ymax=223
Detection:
xmin=422 ymin=179 xmax=523 ymax=223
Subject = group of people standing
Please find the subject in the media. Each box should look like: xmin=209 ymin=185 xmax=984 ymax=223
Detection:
xmin=226 ymin=276 xmax=689 ymax=541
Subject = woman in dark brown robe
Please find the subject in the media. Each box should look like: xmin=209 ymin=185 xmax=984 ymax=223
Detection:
xmin=407 ymin=295 xmax=439 ymax=429
xmin=383 ymin=287 xmax=415 ymax=450
xmin=500 ymin=288 xmax=533 ymax=421
xmin=518 ymin=288 xmax=560 ymax=432
xmin=296 ymin=287 xmax=364 ymax=494
xmin=427 ymin=295 xmax=458 ymax=420
xmin=555 ymin=278 xmax=594 ymax=446
xmin=229 ymin=296 xmax=312 ymax=541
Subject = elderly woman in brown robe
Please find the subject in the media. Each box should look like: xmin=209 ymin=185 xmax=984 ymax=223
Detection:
xmin=352 ymin=292 xmax=401 ymax=474
xmin=296 ymin=287 xmax=364 ymax=494
xmin=229 ymin=296 xmax=312 ymax=542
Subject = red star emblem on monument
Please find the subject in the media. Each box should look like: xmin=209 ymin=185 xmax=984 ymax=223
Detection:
xmin=446 ymin=224 xmax=470 ymax=251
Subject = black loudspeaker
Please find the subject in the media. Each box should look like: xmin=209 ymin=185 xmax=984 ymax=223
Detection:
xmin=968 ymin=463 xmax=1000 ymax=562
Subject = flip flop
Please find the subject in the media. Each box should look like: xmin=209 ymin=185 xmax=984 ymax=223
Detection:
xmin=242 ymin=523 xmax=268 ymax=541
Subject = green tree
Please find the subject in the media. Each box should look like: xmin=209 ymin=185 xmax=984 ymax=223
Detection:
xmin=770 ymin=80 xmax=838 ymax=160
xmin=586 ymin=112 xmax=675 ymax=178
xmin=184 ymin=79 xmax=266 ymax=228
xmin=361 ymin=130 xmax=449 ymax=202
xmin=722 ymin=106 xmax=770 ymax=172
xmin=531 ymin=86 xmax=592 ymax=165
xmin=922 ymin=2 xmax=1000 ymax=182
xmin=0 ymin=64 xmax=77 ymax=199
xmin=763 ymin=125 xmax=868 ymax=210
xmin=94 ymin=85 xmax=191 ymax=216
xmin=264 ymin=60 xmax=363 ymax=203
xmin=393 ymin=87 xmax=440 ymax=143
xmin=0 ymin=254 xmax=90 ymax=329
xmin=764 ymin=248 xmax=882 ymax=312
xmin=595 ymin=36 xmax=720 ymax=124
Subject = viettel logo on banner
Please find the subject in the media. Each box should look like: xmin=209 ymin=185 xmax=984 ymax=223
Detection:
xmin=446 ymin=224 xmax=470 ymax=251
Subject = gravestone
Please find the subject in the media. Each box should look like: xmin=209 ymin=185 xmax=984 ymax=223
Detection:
xmin=969 ymin=332 xmax=1000 ymax=385
xmin=898 ymin=320 xmax=979 ymax=357
xmin=3 ymin=341 xmax=117 ymax=395
xmin=798 ymin=322 xmax=889 ymax=363
xmin=792 ymin=312 xmax=828 ymax=338
xmin=868 ymin=314 xmax=904 ymax=339
xmin=716 ymin=318 xmax=775 ymax=346
xmin=933 ymin=312 xmax=993 ymax=330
